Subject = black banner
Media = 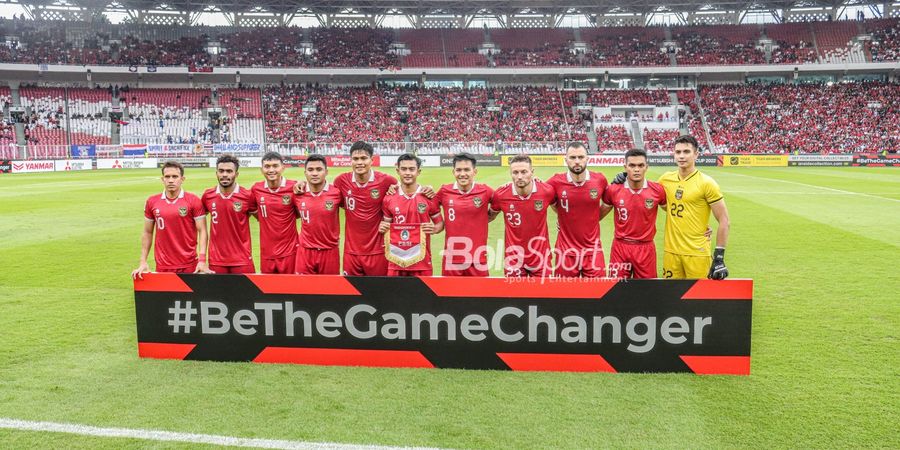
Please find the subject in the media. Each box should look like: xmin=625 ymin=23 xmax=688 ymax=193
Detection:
xmin=647 ymin=155 xmax=675 ymax=166
xmin=439 ymin=155 xmax=502 ymax=167
xmin=283 ymin=155 xmax=309 ymax=167
xmin=0 ymin=160 xmax=10 ymax=173
xmin=134 ymin=274 xmax=753 ymax=374
xmin=852 ymin=153 xmax=900 ymax=167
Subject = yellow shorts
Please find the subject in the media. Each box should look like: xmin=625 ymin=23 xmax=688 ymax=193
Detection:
xmin=662 ymin=252 xmax=712 ymax=279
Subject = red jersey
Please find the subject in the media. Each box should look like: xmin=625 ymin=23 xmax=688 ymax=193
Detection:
xmin=334 ymin=170 xmax=397 ymax=255
xmin=602 ymin=180 xmax=667 ymax=242
xmin=201 ymin=184 xmax=256 ymax=267
xmin=434 ymin=182 xmax=494 ymax=272
xmin=546 ymin=171 xmax=608 ymax=251
xmin=144 ymin=190 xmax=204 ymax=270
xmin=251 ymin=178 xmax=299 ymax=259
xmin=382 ymin=186 xmax=443 ymax=272
xmin=490 ymin=181 xmax=557 ymax=271
xmin=295 ymin=182 xmax=343 ymax=250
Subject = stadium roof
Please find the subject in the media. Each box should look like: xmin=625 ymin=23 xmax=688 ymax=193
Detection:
xmin=11 ymin=0 xmax=891 ymax=16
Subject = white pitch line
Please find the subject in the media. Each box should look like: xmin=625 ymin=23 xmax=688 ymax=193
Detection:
xmin=727 ymin=191 xmax=900 ymax=195
xmin=722 ymin=172 xmax=900 ymax=203
xmin=0 ymin=418 xmax=443 ymax=450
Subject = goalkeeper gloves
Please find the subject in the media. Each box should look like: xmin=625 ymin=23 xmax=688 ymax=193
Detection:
xmin=611 ymin=171 xmax=627 ymax=184
xmin=708 ymin=247 xmax=729 ymax=280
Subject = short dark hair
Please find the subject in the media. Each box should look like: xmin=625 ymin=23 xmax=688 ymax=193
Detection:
xmin=349 ymin=141 xmax=374 ymax=157
xmin=509 ymin=154 xmax=532 ymax=166
xmin=161 ymin=160 xmax=184 ymax=176
xmin=452 ymin=153 xmax=477 ymax=168
xmin=674 ymin=134 xmax=700 ymax=152
xmin=261 ymin=151 xmax=284 ymax=163
xmin=565 ymin=142 xmax=588 ymax=153
xmin=216 ymin=154 xmax=240 ymax=170
xmin=305 ymin=153 xmax=327 ymax=168
xmin=624 ymin=148 xmax=648 ymax=161
xmin=396 ymin=153 xmax=422 ymax=168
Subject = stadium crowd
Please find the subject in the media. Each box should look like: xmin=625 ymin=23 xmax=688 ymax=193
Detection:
xmin=699 ymin=81 xmax=899 ymax=153
xmin=1 ymin=18 xmax=898 ymax=67
xmin=4 ymin=81 xmax=898 ymax=153
xmin=263 ymin=85 xmax=587 ymax=144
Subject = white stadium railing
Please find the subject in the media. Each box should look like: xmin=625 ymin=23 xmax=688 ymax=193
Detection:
xmin=1 ymin=142 xmax=575 ymax=160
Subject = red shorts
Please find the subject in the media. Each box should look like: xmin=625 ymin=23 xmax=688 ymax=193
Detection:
xmin=343 ymin=252 xmax=388 ymax=276
xmin=441 ymin=262 xmax=489 ymax=277
xmin=296 ymin=247 xmax=340 ymax=275
xmin=554 ymin=247 xmax=606 ymax=278
xmin=609 ymin=239 xmax=657 ymax=279
xmin=504 ymin=264 xmax=552 ymax=278
xmin=157 ymin=263 xmax=197 ymax=274
xmin=209 ymin=263 xmax=256 ymax=274
xmin=261 ymin=254 xmax=296 ymax=274
xmin=388 ymin=268 xmax=433 ymax=277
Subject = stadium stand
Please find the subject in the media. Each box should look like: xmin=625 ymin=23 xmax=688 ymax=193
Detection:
xmin=866 ymin=19 xmax=900 ymax=62
xmin=587 ymin=89 xmax=670 ymax=106
xmin=672 ymin=25 xmax=766 ymax=65
xmin=119 ymin=88 xmax=210 ymax=144
xmin=398 ymin=28 xmax=487 ymax=68
xmin=217 ymin=88 xmax=265 ymax=143
xmin=68 ymin=88 xmax=112 ymax=145
xmin=262 ymin=85 xmax=586 ymax=145
xmin=595 ymin=125 xmax=634 ymax=151
xmin=697 ymin=82 xmax=899 ymax=153
xmin=642 ymin=129 xmax=681 ymax=153
xmin=580 ymin=26 xmax=670 ymax=66
xmin=20 ymin=87 xmax=67 ymax=145
xmin=1 ymin=19 xmax=897 ymax=67
xmin=490 ymin=28 xmax=578 ymax=66
xmin=765 ymin=22 xmax=819 ymax=64
xmin=0 ymin=86 xmax=13 ymax=148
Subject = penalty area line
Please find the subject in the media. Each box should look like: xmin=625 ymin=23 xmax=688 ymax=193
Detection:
xmin=721 ymin=172 xmax=900 ymax=203
xmin=0 ymin=418 xmax=442 ymax=450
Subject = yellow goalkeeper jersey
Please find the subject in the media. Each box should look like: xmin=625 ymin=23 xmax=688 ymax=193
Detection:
xmin=658 ymin=169 xmax=724 ymax=256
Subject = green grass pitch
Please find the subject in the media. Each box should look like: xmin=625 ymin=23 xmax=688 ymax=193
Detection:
xmin=0 ymin=165 xmax=897 ymax=448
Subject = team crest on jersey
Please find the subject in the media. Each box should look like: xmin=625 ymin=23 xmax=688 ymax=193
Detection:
xmin=534 ymin=200 xmax=544 ymax=211
xmin=417 ymin=203 xmax=427 ymax=214
xmin=473 ymin=197 xmax=483 ymax=208
xmin=282 ymin=195 xmax=291 ymax=205
xmin=370 ymin=189 xmax=380 ymax=199
xmin=233 ymin=201 xmax=242 ymax=212
xmin=675 ymin=189 xmax=683 ymax=200
xmin=325 ymin=200 xmax=334 ymax=211
xmin=645 ymin=198 xmax=655 ymax=209
xmin=590 ymin=188 xmax=599 ymax=199
xmin=178 ymin=207 xmax=188 ymax=217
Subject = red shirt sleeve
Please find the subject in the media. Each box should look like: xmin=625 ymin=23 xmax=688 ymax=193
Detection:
xmin=656 ymin=184 xmax=667 ymax=205
xmin=244 ymin=189 xmax=258 ymax=214
xmin=428 ymin=198 xmax=443 ymax=223
xmin=490 ymin=188 xmax=502 ymax=211
xmin=144 ymin=197 xmax=153 ymax=220
xmin=602 ymin=185 xmax=614 ymax=206
xmin=382 ymin=196 xmax=393 ymax=221
xmin=598 ymin=173 xmax=610 ymax=199
xmin=192 ymin=194 xmax=206 ymax=218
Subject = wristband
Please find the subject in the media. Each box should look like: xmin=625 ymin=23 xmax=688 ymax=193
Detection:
xmin=713 ymin=247 xmax=725 ymax=260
